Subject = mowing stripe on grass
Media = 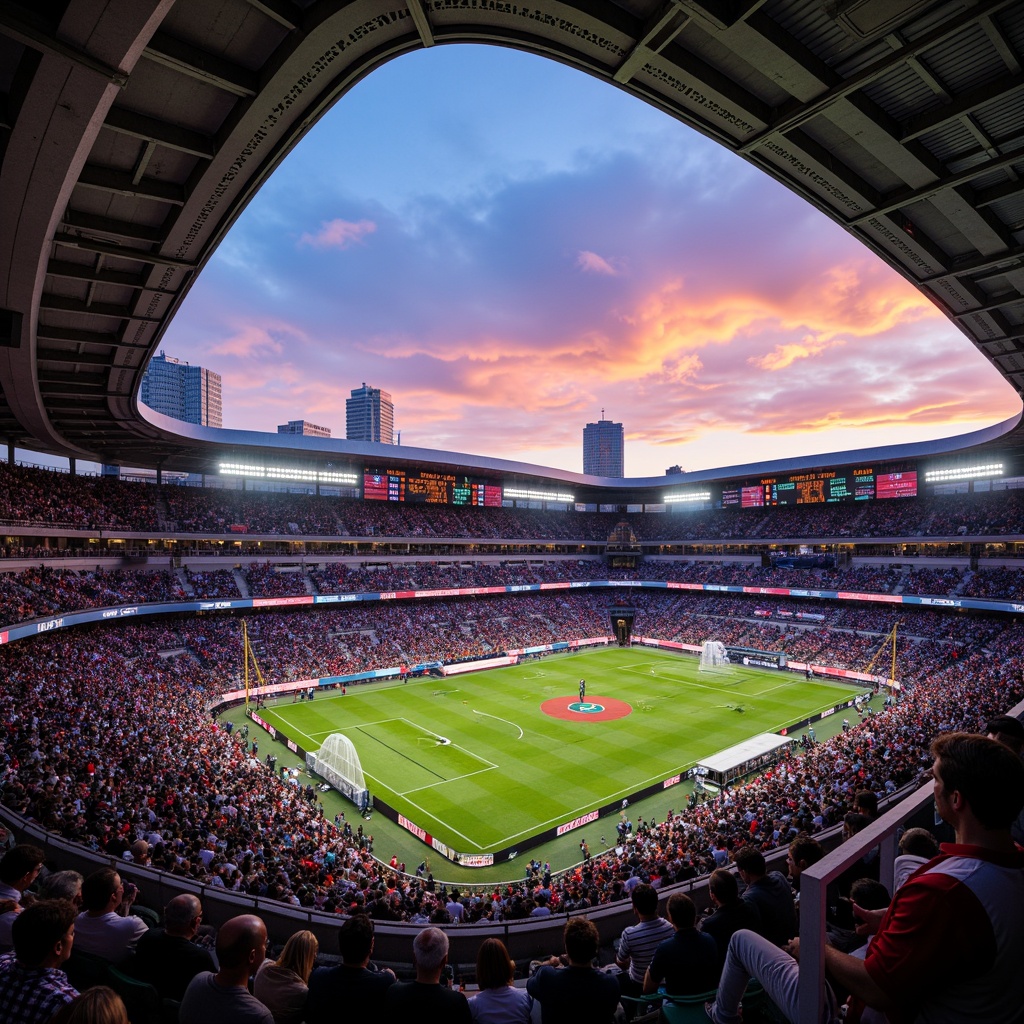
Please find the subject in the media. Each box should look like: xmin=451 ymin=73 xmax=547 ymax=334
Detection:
xmin=400 ymin=764 xmax=499 ymax=797
xmin=394 ymin=793 xmax=486 ymax=850
xmin=259 ymin=711 xmax=319 ymax=752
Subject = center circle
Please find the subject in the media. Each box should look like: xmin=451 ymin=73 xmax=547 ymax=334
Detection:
xmin=540 ymin=696 xmax=633 ymax=722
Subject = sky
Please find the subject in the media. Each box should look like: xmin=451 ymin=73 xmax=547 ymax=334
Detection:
xmin=159 ymin=44 xmax=1020 ymax=479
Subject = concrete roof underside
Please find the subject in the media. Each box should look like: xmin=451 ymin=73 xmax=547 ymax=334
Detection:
xmin=1 ymin=0 xmax=1023 ymax=502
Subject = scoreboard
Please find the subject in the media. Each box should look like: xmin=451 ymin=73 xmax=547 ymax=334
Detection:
xmin=720 ymin=464 xmax=917 ymax=507
xmin=363 ymin=470 xmax=405 ymax=502
xmin=363 ymin=468 xmax=502 ymax=505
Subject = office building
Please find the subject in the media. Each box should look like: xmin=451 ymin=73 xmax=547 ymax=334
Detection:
xmin=583 ymin=413 xmax=624 ymax=477
xmin=346 ymin=383 xmax=394 ymax=444
xmin=278 ymin=420 xmax=331 ymax=438
xmin=140 ymin=351 xmax=223 ymax=428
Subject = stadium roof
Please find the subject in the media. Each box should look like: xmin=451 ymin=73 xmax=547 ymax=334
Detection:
xmin=1 ymin=0 xmax=1023 ymax=498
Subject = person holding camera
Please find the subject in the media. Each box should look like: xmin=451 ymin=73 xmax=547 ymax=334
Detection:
xmin=72 ymin=869 xmax=147 ymax=963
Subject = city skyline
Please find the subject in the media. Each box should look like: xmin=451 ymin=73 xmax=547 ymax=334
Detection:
xmin=159 ymin=44 xmax=1020 ymax=478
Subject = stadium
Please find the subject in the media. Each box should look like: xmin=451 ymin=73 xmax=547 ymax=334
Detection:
xmin=1 ymin=1 xmax=1024 ymax=1022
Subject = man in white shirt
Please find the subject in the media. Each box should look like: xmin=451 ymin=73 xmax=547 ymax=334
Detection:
xmin=73 ymin=868 xmax=147 ymax=963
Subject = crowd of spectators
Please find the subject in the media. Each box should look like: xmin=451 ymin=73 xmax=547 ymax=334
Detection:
xmin=243 ymin=564 xmax=310 ymax=599
xmin=0 ymin=463 xmax=160 ymax=531
xmin=3 ymin=462 xmax=1023 ymax=1021
xmin=0 ymin=567 xmax=187 ymax=626
xmin=4 ymin=461 xmax=1024 ymax=542
xmin=185 ymin=569 xmax=241 ymax=599
xmin=1 ymin=584 xmax=1021 ymax=933
xmin=4 ymin=556 xmax=1024 ymax=630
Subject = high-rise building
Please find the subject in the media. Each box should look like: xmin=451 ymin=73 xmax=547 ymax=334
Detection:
xmin=277 ymin=420 xmax=331 ymax=438
xmin=140 ymin=351 xmax=223 ymax=428
xmin=583 ymin=412 xmax=624 ymax=477
xmin=346 ymin=383 xmax=394 ymax=444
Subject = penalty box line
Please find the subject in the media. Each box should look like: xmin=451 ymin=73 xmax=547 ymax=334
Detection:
xmin=353 ymin=717 xmax=500 ymax=792
xmin=399 ymin=763 xmax=499 ymax=797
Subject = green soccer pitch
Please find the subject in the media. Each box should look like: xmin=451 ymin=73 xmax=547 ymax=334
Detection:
xmin=255 ymin=647 xmax=860 ymax=855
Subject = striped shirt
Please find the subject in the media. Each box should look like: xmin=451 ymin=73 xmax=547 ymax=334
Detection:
xmin=617 ymin=918 xmax=674 ymax=984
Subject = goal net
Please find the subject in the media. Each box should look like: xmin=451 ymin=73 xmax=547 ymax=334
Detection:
xmin=307 ymin=733 xmax=369 ymax=811
xmin=699 ymin=639 xmax=729 ymax=672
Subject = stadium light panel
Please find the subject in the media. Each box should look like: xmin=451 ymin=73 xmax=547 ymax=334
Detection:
xmin=219 ymin=462 xmax=359 ymax=485
xmin=924 ymin=463 xmax=1003 ymax=482
xmin=664 ymin=491 xmax=712 ymax=503
xmin=503 ymin=487 xmax=575 ymax=502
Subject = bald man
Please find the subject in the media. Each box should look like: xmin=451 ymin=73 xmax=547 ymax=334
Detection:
xmin=180 ymin=914 xmax=273 ymax=1024
xmin=131 ymin=894 xmax=215 ymax=1001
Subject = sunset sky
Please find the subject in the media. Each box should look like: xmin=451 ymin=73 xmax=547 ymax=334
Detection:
xmin=161 ymin=44 xmax=1020 ymax=479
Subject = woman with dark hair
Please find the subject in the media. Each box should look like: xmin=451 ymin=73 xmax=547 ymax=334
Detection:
xmin=469 ymin=937 xmax=532 ymax=1023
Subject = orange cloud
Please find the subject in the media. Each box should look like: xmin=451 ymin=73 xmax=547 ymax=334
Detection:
xmin=209 ymin=249 xmax=1016 ymax=472
xmin=752 ymin=334 xmax=843 ymax=371
xmin=299 ymin=218 xmax=376 ymax=249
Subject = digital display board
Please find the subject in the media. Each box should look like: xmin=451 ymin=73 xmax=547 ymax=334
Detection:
xmin=741 ymin=486 xmax=765 ymax=508
xmin=364 ymin=468 xmax=502 ymax=505
xmin=720 ymin=464 xmax=915 ymax=507
xmin=406 ymin=471 xmax=455 ymax=504
xmin=453 ymin=479 xmax=503 ymax=506
xmin=876 ymin=470 xmax=917 ymax=499
xmin=363 ymin=470 xmax=405 ymax=501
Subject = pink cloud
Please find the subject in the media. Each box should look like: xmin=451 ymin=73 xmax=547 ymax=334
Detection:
xmin=344 ymin=254 xmax=1017 ymax=464
xmin=207 ymin=319 xmax=309 ymax=358
xmin=299 ymin=218 xmax=377 ymax=249
xmin=576 ymin=250 xmax=619 ymax=275
xmin=178 ymin=221 xmax=1018 ymax=473
xmin=752 ymin=334 xmax=843 ymax=371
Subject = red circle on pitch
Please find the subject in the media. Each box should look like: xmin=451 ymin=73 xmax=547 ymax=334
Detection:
xmin=541 ymin=696 xmax=633 ymax=721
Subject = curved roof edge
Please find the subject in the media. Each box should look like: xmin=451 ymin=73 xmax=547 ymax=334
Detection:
xmin=139 ymin=403 xmax=1024 ymax=495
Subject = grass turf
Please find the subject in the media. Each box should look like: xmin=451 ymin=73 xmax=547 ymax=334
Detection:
xmin=255 ymin=647 xmax=861 ymax=855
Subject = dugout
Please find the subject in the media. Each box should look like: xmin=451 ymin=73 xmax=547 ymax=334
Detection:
xmin=696 ymin=733 xmax=795 ymax=787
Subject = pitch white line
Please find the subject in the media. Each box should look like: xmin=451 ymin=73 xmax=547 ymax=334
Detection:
xmin=370 ymin=784 xmax=485 ymax=849
xmin=400 ymin=764 xmax=499 ymax=796
xmin=258 ymin=712 xmax=319 ymax=751
xmin=473 ymin=710 xmax=524 ymax=739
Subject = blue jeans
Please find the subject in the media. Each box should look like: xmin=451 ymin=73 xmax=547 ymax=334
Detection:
xmin=707 ymin=929 xmax=838 ymax=1024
